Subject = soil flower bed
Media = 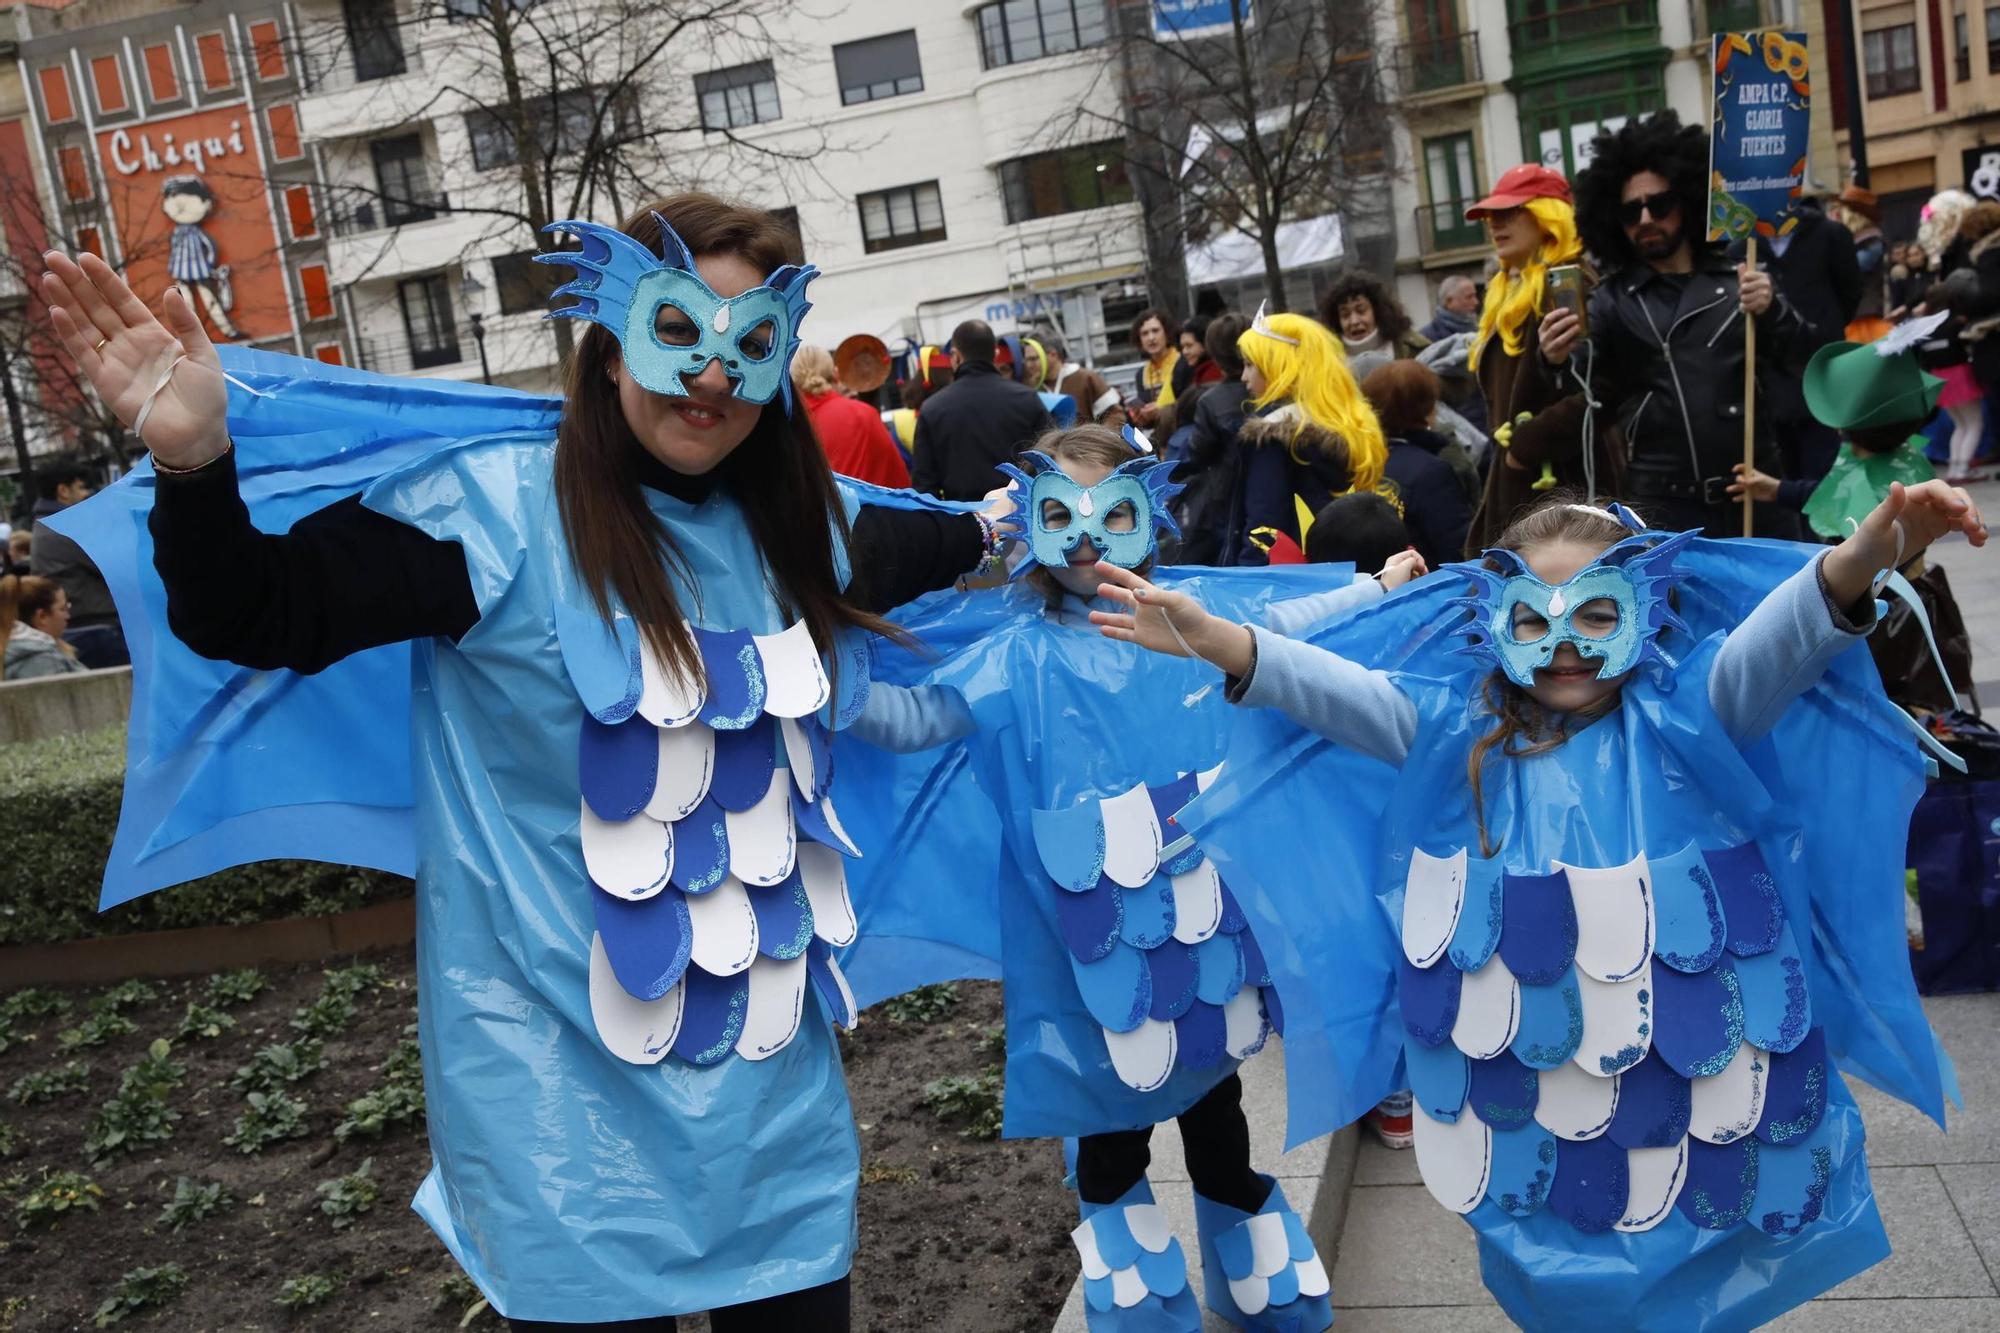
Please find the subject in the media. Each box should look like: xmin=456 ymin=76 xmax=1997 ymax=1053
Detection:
xmin=0 ymin=953 xmax=1070 ymax=1331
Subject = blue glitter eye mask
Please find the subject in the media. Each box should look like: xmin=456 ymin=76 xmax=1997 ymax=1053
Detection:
xmin=536 ymin=213 xmax=817 ymax=412
xmin=1455 ymin=527 xmax=1697 ymax=688
xmin=995 ymin=447 xmax=1184 ymax=571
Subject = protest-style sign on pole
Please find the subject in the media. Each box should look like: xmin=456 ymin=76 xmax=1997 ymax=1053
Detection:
xmin=1710 ymin=30 xmax=1811 ymax=535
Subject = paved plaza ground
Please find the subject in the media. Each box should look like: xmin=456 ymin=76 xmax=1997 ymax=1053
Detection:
xmin=1060 ymin=480 xmax=2000 ymax=1330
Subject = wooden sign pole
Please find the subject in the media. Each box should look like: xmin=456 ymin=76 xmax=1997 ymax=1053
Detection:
xmin=1742 ymin=233 xmax=1757 ymax=538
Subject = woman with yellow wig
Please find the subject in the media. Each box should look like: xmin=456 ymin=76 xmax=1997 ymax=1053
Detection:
xmin=1229 ymin=306 xmax=1389 ymax=564
xmin=1463 ymin=165 xmax=1620 ymax=550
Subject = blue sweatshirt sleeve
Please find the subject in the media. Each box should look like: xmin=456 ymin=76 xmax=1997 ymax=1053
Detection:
xmin=1707 ymin=551 xmax=1878 ymax=746
xmin=1225 ymin=625 xmax=1419 ymax=767
xmin=1261 ymin=573 xmax=1384 ymax=638
xmin=847 ymin=682 xmax=977 ymax=753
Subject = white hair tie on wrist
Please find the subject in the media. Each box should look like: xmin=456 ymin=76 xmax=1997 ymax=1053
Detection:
xmin=131 ymin=351 xmax=190 ymax=437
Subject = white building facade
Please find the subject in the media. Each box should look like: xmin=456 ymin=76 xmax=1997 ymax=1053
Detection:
xmin=295 ymin=0 xmax=1151 ymax=392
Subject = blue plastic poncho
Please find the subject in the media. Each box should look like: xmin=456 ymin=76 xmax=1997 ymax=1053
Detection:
xmin=1178 ymin=538 xmax=1958 ymax=1331
xmin=839 ymin=566 xmax=1402 ymax=1140
xmin=41 ymin=349 xmax=971 ymax=1323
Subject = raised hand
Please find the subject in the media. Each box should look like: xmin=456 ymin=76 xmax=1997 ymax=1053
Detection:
xmin=41 ymin=251 xmax=229 ymax=470
xmin=1822 ymin=479 xmax=1988 ymax=606
xmin=1089 ymin=560 xmax=1254 ymax=677
xmin=1377 ymin=549 xmax=1428 ymax=590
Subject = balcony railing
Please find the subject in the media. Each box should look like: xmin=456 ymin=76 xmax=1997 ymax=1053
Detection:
xmin=1415 ymin=201 xmax=1486 ymax=255
xmin=326 ymin=191 xmax=451 ymax=237
xmin=1506 ymin=0 xmax=1660 ymax=80
xmin=1392 ymin=31 xmax=1483 ymax=97
xmin=355 ymin=330 xmax=467 ymax=375
xmin=297 ymin=31 xmax=422 ymax=95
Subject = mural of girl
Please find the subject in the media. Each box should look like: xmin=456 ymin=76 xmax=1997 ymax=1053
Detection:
xmin=161 ymin=175 xmax=239 ymax=341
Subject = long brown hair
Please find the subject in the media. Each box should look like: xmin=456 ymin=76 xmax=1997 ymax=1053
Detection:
xmin=0 ymin=574 xmax=72 ymax=679
xmin=553 ymin=195 xmax=899 ymax=690
xmin=1464 ymin=498 xmax=1631 ymax=856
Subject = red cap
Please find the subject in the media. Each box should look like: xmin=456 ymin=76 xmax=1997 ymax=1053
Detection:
xmin=1464 ymin=164 xmax=1572 ymax=221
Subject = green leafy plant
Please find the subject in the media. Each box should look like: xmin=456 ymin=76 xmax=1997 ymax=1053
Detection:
xmin=83 ymin=1087 xmax=179 ymax=1165
xmin=206 ymin=968 xmax=267 ymax=1006
xmin=173 ymin=1002 xmax=234 ymax=1041
xmin=920 ymin=1068 xmax=1004 ymax=1140
xmin=883 ymin=982 xmax=960 ymax=1025
xmin=435 ymin=1273 xmax=494 ymax=1329
xmin=321 ymin=963 xmax=386 ymax=1001
xmin=380 ymin=1029 xmax=422 ymax=1086
xmin=334 ymin=1081 xmax=425 ymax=1144
xmin=157 ymin=1176 xmax=231 ymax=1233
xmin=974 ymin=1024 xmax=1006 ymax=1058
xmin=90 ymin=1265 xmax=187 ymax=1327
xmin=15 ymin=1170 xmax=103 ymax=1229
xmin=0 ymin=1014 xmax=16 ymax=1056
xmin=88 ymin=980 xmax=156 ymax=1015
xmin=226 ymin=1091 xmax=309 ymax=1154
xmin=314 ymin=1158 xmax=378 ymax=1229
xmin=118 ymin=1039 xmax=186 ymax=1101
xmin=289 ymin=992 xmax=356 ymax=1041
xmin=0 ymin=726 xmax=412 ymax=950
xmin=9 ymin=1061 xmax=90 ymax=1106
xmin=274 ymin=1273 xmax=339 ymax=1311
xmin=56 ymin=1012 xmax=136 ymax=1050
xmin=0 ymin=1122 xmax=16 ymax=1158
xmin=0 ymin=988 xmax=70 ymax=1021
xmin=231 ymin=1039 xmax=325 ymax=1093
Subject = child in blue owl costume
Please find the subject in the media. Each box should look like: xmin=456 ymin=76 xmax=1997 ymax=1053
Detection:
xmin=1087 ymin=486 xmax=1985 ymax=1330
xmin=838 ymin=421 xmax=1423 ymax=1332
xmin=40 ymin=206 xmax=995 ymax=1327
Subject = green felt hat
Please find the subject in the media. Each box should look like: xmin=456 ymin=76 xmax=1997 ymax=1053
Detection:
xmin=1804 ymin=333 xmax=1945 ymax=433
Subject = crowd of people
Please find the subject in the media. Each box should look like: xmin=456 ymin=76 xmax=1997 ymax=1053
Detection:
xmin=17 ymin=106 xmax=1992 ymax=1333
xmin=0 ymin=460 xmax=126 ymax=680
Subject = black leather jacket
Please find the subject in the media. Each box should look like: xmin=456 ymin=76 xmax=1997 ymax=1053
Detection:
xmin=1583 ymin=253 xmax=1810 ymax=505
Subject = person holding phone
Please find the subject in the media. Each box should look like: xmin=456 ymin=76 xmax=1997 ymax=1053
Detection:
xmin=1461 ymin=163 xmax=1620 ymax=552
xmin=1549 ymin=111 xmax=1809 ymax=538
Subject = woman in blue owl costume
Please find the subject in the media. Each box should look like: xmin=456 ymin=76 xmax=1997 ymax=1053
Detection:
xmin=1088 ymin=485 xmax=1984 ymax=1330
xmin=36 ymin=197 xmax=1012 ymax=1330
xmin=839 ymin=421 xmax=1415 ymax=1332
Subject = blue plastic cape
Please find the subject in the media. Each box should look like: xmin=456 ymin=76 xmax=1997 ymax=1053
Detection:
xmin=42 ymin=347 xmax=563 ymax=907
xmin=42 ymin=349 xmax=972 ymax=1321
xmin=838 ymin=565 xmax=1384 ymax=1139
xmin=1178 ymin=538 xmax=1957 ymax=1330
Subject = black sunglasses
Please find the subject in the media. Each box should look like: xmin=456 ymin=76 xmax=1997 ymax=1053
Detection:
xmin=1618 ymin=191 xmax=1679 ymax=227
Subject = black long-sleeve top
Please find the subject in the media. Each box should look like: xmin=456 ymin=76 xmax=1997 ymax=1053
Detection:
xmin=149 ymin=447 xmax=982 ymax=675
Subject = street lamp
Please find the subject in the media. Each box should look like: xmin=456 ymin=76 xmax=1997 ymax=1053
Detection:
xmin=459 ymin=269 xmax=491 ymax=384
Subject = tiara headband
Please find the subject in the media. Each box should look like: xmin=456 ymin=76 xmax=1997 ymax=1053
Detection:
xmin=1249 ymin=301 xmax=1299 ymax=347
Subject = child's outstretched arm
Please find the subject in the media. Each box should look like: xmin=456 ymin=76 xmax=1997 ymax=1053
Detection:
xmin=847 ymin=682 xmax=976 ymax=753
xmin=1090 ymin=562 xmax=1418 ymax=765
xmin=1713 ymin=479 xmax=1987 ymax=744
xmin=1262 ymin=550 xmax=1427 ymax=638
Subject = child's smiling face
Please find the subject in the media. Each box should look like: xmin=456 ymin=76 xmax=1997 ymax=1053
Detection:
xmin=1513 ymin=537 xmax=1630 ymax=715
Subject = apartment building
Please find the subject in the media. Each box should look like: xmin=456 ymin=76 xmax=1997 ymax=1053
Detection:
xmin=11 ymin=0 xmax=347 ymax=363
xmin=294 ymin=0 xmax=1151 ymax=391
xmin=1381 ymin=0 xmax=1823 ymax=320
xmin=1834 ymin=0 xmax=2000 ymax=236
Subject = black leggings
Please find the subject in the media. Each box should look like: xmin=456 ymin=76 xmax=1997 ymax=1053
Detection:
xmin=1074 ymin=1073 xmax=1269 ymax=1214
xmin=506 ymin=1275 xmax=849 ymax=1332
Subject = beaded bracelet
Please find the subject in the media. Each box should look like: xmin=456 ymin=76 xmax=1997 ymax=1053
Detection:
xmin=972 ymin=511 xmax=1007 ymax=578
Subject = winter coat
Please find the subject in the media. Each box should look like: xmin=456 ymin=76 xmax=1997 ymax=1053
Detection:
xmin=1465 ymin=265 xmax=1617 ymax=553
xmin=29 ymin=497 xmax=118 ymax=629
xmin=910 ymin=361 xmax=1057 ymax=501
xmin=1232 ymin=404 xmax=1356 ymax=566
xmin=1170 ymin=382 xmax=1252 ymax=566
xmin=1948 ymin=229 xmax=2000 ymax=388
xmin=4 ymin=623 xmax=85 ymax=680
xmin=1382 ymin=429 xmax=1472 ymax=569
xmin=1730 ymin=207 xmax=1861 ymax=425
xmin=803 ymin=390 xmax=910 ymax=489
xmin=1586 ymin=252 xmax=1808 ymax=530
